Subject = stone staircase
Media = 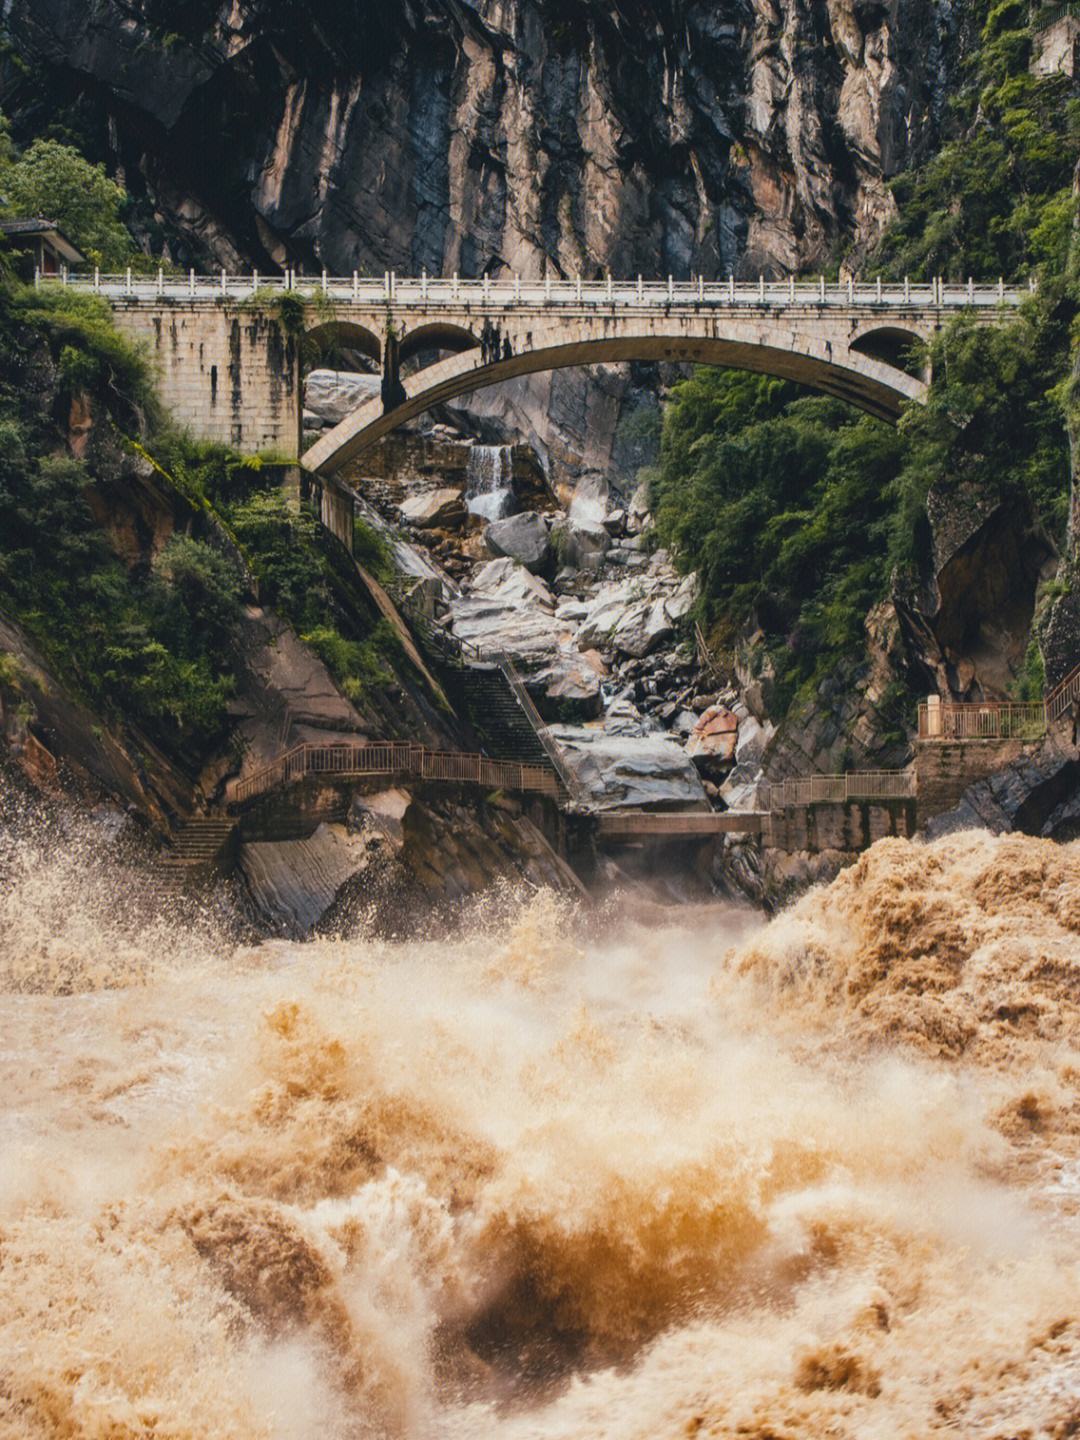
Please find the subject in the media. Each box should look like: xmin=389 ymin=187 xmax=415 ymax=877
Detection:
xmin=160 ymin=815 xmax=238 ymax=884
xmin=394 ymin=594 xmax=587 ymax=806
xmin=457 ymin=666 xmax=555 ymax=770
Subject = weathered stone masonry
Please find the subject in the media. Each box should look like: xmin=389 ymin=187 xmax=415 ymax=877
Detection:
xmin=90 ymin=279 xmax=1024 ymax=466
xmin=111 ymin=300 xmax=301 ymax=456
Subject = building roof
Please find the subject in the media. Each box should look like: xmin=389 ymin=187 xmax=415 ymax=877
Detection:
xmin=0 ymin=218 xmax=86 ymax=265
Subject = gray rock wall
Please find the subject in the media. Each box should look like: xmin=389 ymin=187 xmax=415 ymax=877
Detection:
xmin=6 ymin=0 xmax=967 ymax=487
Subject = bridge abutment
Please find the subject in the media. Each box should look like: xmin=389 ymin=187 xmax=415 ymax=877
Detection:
xmin=112 ymin=300 xmax=301 ymax=457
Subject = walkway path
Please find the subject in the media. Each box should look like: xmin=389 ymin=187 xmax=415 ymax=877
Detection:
xmin=918 ymin=662 xmax=1080 ymax=741
xmin=229 ymin=739 xmax=564 ymax=806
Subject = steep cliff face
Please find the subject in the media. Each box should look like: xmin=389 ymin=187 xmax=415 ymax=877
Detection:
xmin=6 ymin=0 xmax=959 ymax=279
xmin=4 ymin=0 xmax=965 ymax=484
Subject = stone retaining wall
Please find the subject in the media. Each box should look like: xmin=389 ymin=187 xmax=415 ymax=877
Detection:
xmin=763 ymin=798 xmax=917 ymax=853
xmin=112 ymin=300 xmax=300 ymax=456
xmin=914 ymin=739 xmax=1026 ymax=822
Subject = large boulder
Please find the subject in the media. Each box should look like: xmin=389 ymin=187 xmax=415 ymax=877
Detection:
xmin=685 ymin=704 xmax=739 ymax=777
xmin=578 ymin=580 xmax=636 ymax=649
xmin=399 ymin=487 xmax=467 ymax=529
xmin=304 ymin=369 xmax=381 ymax=425
xmin=612 ymin=597 xmax=674 ymax=658
xmin=470 ymin=557 xmax=555 ymax=609
xmin=553 ymin=518 xmax=611 ymax=572
xmin=535 ymin=649 xmax=604 ymax=719
xmin=549 ymin=725 xmax=710 ymax=810
xmin=568 ymin=471 xmax=610 ymax=525
xmin=484 ymin=511 xmax=550 ymax=572
xmin=450 ymin=558 xmax=560 ymax=665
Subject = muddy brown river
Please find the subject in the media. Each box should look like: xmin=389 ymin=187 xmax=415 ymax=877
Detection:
xmin=3 ymin=816 xmax=1080 ymax=1437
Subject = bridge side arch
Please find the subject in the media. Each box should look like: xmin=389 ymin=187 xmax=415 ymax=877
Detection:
xmin=849 ymin=323 xmax=928 ymax=380
xmin=398 ymin=322 xmax=480 ymax=367
xmin=304 ymin=319 xmax=382 ymax=366
xmin=303 ymin=328 xmax=928 ymax=476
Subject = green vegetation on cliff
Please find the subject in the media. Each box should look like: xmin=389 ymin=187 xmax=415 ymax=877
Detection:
xmin=0 ymin=114 xmax=134 ymax=269
xmin=650 ymin=1 xmax=1079 ymax=717
xmin=0 ymin=288 xmax=250 ymax=744
xmin=0 ymin=284 xmax=397 ymax=764
xmin=874 ymin=0 xmax=1080 ymax=283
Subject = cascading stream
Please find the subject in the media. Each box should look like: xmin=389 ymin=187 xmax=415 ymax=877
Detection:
xmin=465 ymin=445 xmax=514 ymax=521
xmin=3 ymin=810 xmax=1080 ymax=1440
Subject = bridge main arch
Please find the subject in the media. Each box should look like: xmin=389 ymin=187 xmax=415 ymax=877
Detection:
xmin=303 ymin=314 xmax=929 ymax=476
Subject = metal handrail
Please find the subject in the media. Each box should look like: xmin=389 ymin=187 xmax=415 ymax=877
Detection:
xmin=394 ymin=591 xmax=589 ymax=808
xmin=917 ymin=701 xmax=1047 ymax=741
xmin=492 ymin=648 xmax=590 ymax=807
xmin=1033 ymin=3 xmax=1080 ymax=33
xmin=231 ymin=740 xmax=561 ymax=805
xmin=1045 ymin=660 xmax=1080 ymax=723
xmin=761 ymin=770 xmax=916 ymax=809
xmin=41 ymin=271 xmax=1031 ymax=311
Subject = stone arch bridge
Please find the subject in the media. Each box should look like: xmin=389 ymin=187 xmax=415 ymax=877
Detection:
xmin=61 ymin=273 xmax=1027 ymax=464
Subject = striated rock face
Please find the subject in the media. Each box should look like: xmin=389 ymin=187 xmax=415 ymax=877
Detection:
xmin=6 ymin=0 xmax=965 ymax=487
xmin=922 ymin=751 xmax=1080 ymax=842
xmin=918 ymin=484 xmax=1056 ymax=698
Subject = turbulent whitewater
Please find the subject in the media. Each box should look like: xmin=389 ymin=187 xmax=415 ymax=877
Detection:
xmin=3 ymin=810 xmax=1080 ymax=1439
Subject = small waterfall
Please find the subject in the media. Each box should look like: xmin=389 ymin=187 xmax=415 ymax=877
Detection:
xmin=465 ymin=445 xmax=514 ymax=521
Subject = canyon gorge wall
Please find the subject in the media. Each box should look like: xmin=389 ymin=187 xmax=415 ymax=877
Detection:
xmin=3 ymin=0 xmax=971 ymax=486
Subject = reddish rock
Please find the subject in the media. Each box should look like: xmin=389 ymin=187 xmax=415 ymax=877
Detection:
xmin=686 ymin=729 xmax=738 ymax=765
xmin=14 ymin=730 xmax=60 ymax=792
xmin=68 ymin=393 xmax=93 ymax=458
xmin=686 ymin=707 xmax=740 ymax=772
xmin=695 ymin=705 xmax=739 ymax=737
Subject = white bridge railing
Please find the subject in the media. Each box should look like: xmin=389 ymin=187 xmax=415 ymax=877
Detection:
xmin=41 ymin=270 xmax=1031 ymax=312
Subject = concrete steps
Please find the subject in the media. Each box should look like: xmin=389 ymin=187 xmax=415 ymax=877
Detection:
xmin=458 ymin=668 xmax=554 ymax=769
xmin=161 ymin=816 xmax=238 ymax=883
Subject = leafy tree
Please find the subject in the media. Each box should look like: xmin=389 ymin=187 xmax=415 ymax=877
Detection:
xmin=150 ymin=535 xmax=244 ymax=666
xmin=2 ymin=139 xmax=131 ymax=269
xmin=650 ymin=372 xmax=907 ymax=706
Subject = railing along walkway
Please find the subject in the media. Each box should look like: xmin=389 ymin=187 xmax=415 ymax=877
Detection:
xmin=230 ymin=741 xmax=561 ymax=806
xmin=1046 ymin=661 xmax=1080 ymax=725
xmin=1033 ymin=3 xmax=1080 ymax=33
xmin=760 ymin=770 xmax=916 ymax=808
xmin=919 ymin=664 xmax=1080 ymax=741
xmin=391 ymin=592 xmax=590 ymax=808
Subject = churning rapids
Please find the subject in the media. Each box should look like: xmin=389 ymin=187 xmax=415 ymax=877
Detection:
xmin=4 ymin=799 xmax=1080 ymax=1438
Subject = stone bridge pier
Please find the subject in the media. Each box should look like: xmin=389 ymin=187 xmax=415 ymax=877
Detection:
xmin=70 ymin=274 xmax=1026 ymax=464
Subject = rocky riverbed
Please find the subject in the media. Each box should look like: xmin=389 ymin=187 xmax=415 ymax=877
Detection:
xmin=306 ymin=372 xmax=778 ymax=816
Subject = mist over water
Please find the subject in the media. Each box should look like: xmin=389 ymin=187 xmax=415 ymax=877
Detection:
xmin=4 ymin=806 xmax=1080 ymax=1439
